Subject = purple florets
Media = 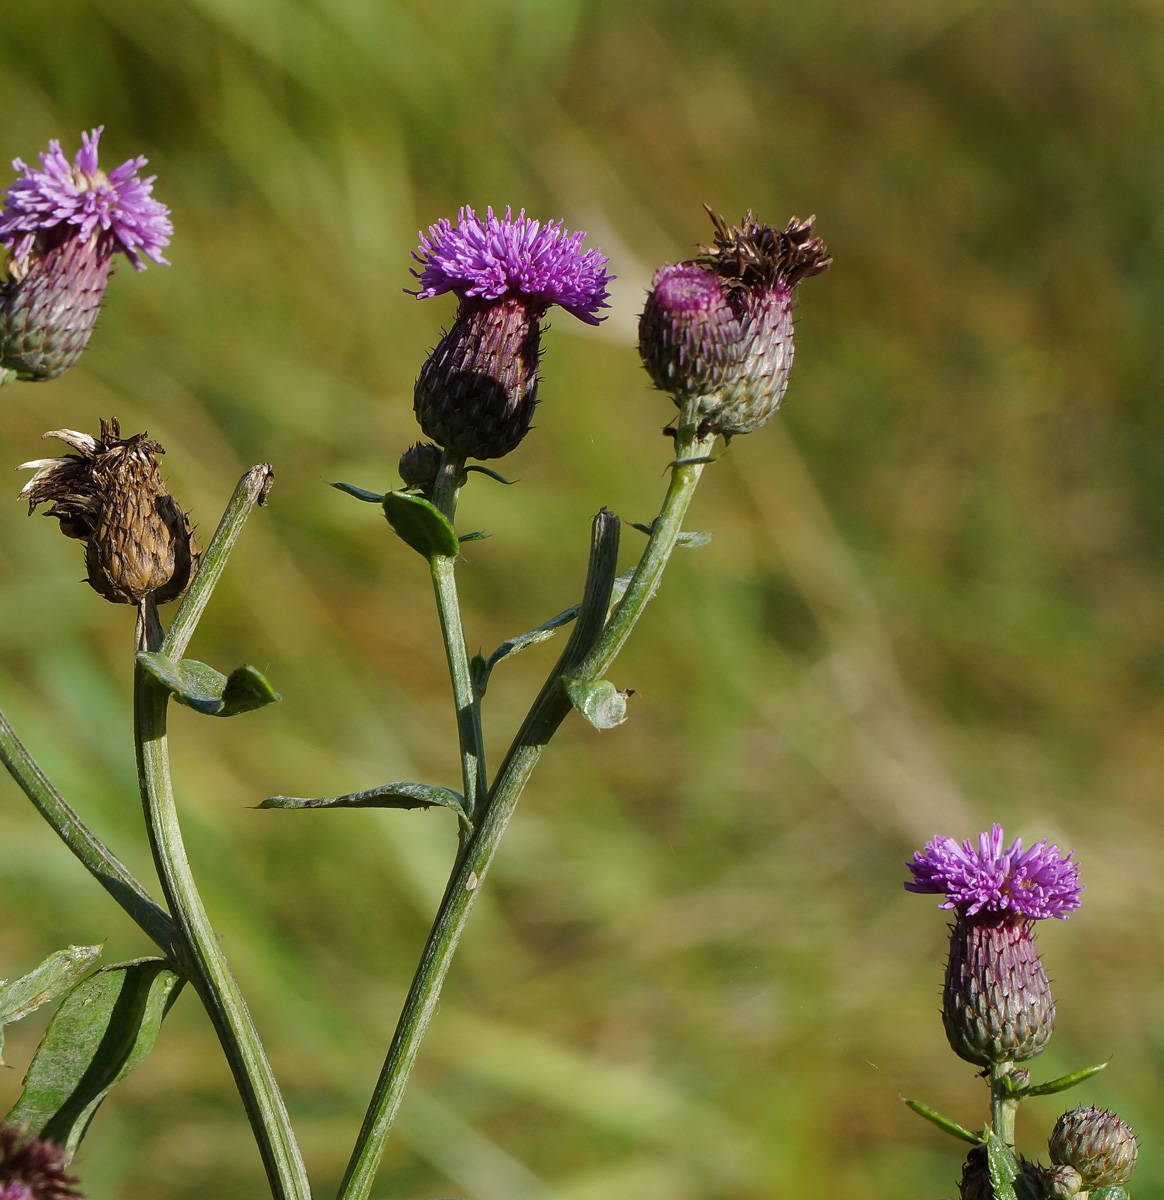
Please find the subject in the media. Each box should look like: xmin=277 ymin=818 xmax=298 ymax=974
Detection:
xmin=410 ymin=205 xmax=612 ymax=324
xmin=1 ymin=127 xmax=171 ymax=271
xmin=905 ymin=824 xmax=1082 ymax=920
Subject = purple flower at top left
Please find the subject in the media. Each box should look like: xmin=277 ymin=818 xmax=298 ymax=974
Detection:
xmin=0 ymin=127 xmax=172 ymax=383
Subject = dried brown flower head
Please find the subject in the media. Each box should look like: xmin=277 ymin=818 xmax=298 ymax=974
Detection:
xmin=0 ymin=1125 xmax=82 ymax=1199
xmin=18 ymin=418 xmax=198 ymax=606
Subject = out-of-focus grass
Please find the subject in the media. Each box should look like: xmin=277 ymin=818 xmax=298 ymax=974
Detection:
xmin=1 ymin=1 xmax=1163 ymax=1197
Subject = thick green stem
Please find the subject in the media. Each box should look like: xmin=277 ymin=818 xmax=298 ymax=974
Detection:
xmin=990 ymin=1062 xmax=1018 ymax=1145
xmin=134 ymin=607 xmax=311 ymax=1200
xmin=336 ymin=417 xmax=715 ymax=1200
xmin=427 ymin=449 xmax=487 ymax=818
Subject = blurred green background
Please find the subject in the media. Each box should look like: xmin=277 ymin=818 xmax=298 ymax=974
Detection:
xmin=2 ymin=1 xmax=1163 ymax=1196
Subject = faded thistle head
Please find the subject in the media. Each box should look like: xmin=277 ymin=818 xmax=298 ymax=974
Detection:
xmin=638 ymin=207 xmax=830 ymax=437
xmin=0 ymin=1126 xmax=82 ymax=1199
xmin=410 ymin=206 xmax=612 ymax=459
xmin=906 ymin=825 xmax=1082 ymax=1067
xmin=0 ymin=127 xmax=171 ymax=382
xmin=19 ymin=418 xmax=197 ymax=607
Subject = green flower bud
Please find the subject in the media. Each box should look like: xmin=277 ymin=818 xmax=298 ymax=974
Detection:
xmin=1049 ymin=1107 xmax=1138 ymax=1189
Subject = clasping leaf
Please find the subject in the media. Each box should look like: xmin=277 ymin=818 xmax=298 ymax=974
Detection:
xmin=137 ymin=652 xmax=280 ymax=717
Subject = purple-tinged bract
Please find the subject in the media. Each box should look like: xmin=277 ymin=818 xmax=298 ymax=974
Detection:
xmin=411 ymin=206 xmax=612 ymax=324
xmin=0 ymin=127 xmax=171 ymax=271
xmin=905 ymin=824 xmax=1082 ymax=920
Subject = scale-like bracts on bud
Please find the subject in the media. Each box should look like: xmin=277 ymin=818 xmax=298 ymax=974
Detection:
xmin=1049 ymin=1107 xmax=1138 ymax=1189
xmin=409 ymin=206 xmax=612 ymax=460
xmin=905 ymin=825 xmax=1082 ymax=1068
xmin=398 ymin=441 xmax=443 ymax=491
xmin=0 ymin=128 xmax=171 ymax=382
xmin=18 ymin=418 xmax=197 ymax=606
xmin=0 ymin=1125 xmax=82 ymax=1199
xmin=638 ymin=208 xmax=830 ymax=436
xmin=958 ymin=1143 xmax=1046 ymax=1200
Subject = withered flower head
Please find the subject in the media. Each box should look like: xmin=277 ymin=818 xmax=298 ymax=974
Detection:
xmin=18 ymin=418 xmax=198 ymax=606
xmin=0 ymin=1126 xmax=82 ymax=1199
xmin=638 ymin=207 xmax=830 ymax=437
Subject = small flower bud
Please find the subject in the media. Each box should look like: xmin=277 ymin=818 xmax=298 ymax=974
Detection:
xmin=1049 ymin=1107 xmax=1138 ymax=1188
xmin=1043 ymin=1164 xmax=1083 ymax=1199
xmin=638 ymin=208 xmax=830 ymax=436
xmin=409 ymin=206 xmax=612 ymax=460
xmin=0 ymin=1125 xmax=82 ymax=1198
xmin=18 ymin=418 xmax=198 ymax=606
xmin=398 ymin=441 xmax=443 ymax=490
xmin=959 ymin=1143 xmax=1046 ymax=1200
xmin=0 ymin=128 xmax=171 ymax=382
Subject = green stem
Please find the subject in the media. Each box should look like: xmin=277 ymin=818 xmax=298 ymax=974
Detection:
xmin=0 ymin=708 xmax=177 ymax=952
xmin=336 ymin=417 xmax=714 ymax=1200
xmin=990 ymin=1062 xmax=1018 ymax=1145
xmin=134 ymin=604 xmax=311 ymax=1200
xmin=427 ymin=450 xmax=487 ymax=819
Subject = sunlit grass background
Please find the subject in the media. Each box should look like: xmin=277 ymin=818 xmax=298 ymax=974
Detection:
xmin=1 ymin=1 xmax=1163 ymax=1196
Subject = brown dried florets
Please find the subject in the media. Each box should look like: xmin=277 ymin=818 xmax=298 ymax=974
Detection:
xmin=0 ymin=1125 xmax=83 ymax=1199
xmin=18 ymin=418 xmax=198 ymax=606
xmin=696 ymin=206 xmax=832 ymax=294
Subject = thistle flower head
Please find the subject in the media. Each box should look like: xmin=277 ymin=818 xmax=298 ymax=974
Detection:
xmin=638 ymin=207 xmax=829 ymax=437
xmin=18 ymin=418 xmax=198 ymax=606
xmin=0 ymin=1127 xmax=82 ymax=1199
xmin=410 ymin=205 xmax=612 ymax=324
xmin=1 ymin=127 xmax=171 ymax=273
xmin=905 ymin=824 xmax=1082 ymax=921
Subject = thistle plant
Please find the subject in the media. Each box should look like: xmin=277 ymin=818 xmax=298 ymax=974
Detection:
xmin=904 ymin=826 xmax=1139 ymax=1200
xmin=0 ymin=130 xmax=831 ymax=1199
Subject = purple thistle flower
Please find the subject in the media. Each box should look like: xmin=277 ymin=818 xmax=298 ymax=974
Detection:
xmin=409 ymin=206 xmax=612 ymax=459
xmin=905 ymin=824 xmax=1082 ymax=921
xmin=0 ymin=128 xmax=171 ymax=383
xmin=410 ymin=205 xmax=612 ymax=325
xmin=1 ymin=127 xmax=171 ymax=271
xmin=0 ymin=1127 xmax=81 ymax=1199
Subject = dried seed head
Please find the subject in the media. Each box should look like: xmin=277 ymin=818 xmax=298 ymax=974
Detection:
xmin=1049 ymin=1107 xmax=1138 ymax=1188
xmin=0 ymin=1126 xmax=82 ymax=1199
xmin=19 ymin=418 xmax=198 ymax=605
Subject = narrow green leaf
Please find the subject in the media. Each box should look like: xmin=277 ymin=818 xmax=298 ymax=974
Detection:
xmin=6 ymin=958 xmax=182 ymax=1161
xmin=629 ymin=519 xmax=710 ymax=548
xmin=1012 ymin=1062 xmax=1108 ymax=1097
xmin=383 ymin=491 xmax=459 ymax=558
xmin=0 ymin=945 xmax=102 ymax=1065
xmin=562 ymin=677 xmax=632 ymax=730
xmin=136 ymin=653 xmax=281 ymax=717
xmin=903 ymin=1099 xmax=982 ymax=1146
xmin=458 ymin=531 xmax=489 ymax=543
xmin=260 ymin=782 xmax=469 ymax=825
xmin=464 ymin=465 xmax=514 ymax=485
xmin=330 ymin=481 xmax=385 ymax=503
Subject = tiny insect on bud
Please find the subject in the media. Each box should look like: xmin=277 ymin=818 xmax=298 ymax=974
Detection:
xmin=18 ymin=418 xmax=198 ymax=606
xmin=1049 ymin=1107 xmax=1138 ymax=1188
